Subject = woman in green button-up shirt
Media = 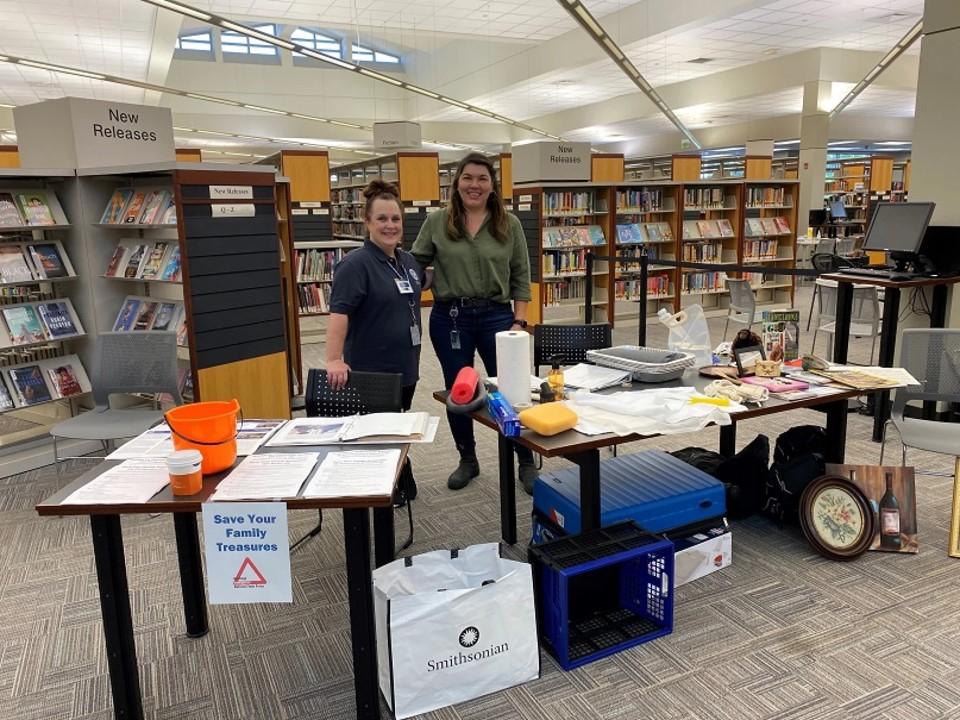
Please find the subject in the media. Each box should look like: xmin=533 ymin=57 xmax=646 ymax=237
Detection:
xmin=411 ymin=153 xmax=536 ymax=493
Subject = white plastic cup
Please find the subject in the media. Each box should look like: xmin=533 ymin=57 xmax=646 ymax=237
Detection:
xmin=167 ymin=449 xmax=203 ymax=495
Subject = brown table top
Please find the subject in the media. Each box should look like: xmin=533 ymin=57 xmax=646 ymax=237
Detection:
xmin=36 ymin=443 xmax=408 ymax=517
xmin=822 ymin=272 xmax=960 ymax=289
xmin=433 ymin=372 xmax=860 ymax=458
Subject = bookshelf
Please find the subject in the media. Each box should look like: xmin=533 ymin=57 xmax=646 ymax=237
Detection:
xmin=678 ymin=180 xmax=741 ymax=312
xmin=741 ymin=180 xmax=799 ymax=310
xmin=513 ymin=182 xmax=611 ymax=326
xmin=611 ymin=182 xmax=679 ymax=322
xmin=0 ymin=170 xmax=93 ymax=446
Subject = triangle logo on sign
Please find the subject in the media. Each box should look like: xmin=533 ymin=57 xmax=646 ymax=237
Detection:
xmin=233 ymin=556 xmax=267 ymax=588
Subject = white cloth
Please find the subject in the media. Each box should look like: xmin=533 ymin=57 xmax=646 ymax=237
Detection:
xmin=567 ymin=387 xmax=745 ymax=437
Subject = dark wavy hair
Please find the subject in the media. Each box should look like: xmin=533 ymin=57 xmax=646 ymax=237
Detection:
xmin=363 ymin=178 xmax=401 ymax=219
xmin=445 ymin=153 xmax=508 ymax=243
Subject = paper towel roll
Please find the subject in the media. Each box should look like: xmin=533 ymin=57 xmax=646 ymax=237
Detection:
xmin=495 ymin=330 xmax=532 ymax=409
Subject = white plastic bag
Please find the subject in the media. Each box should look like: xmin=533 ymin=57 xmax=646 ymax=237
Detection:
xmin=658 ymin=305 xmax=712 ymax=366
xmin=373 ymin=543 xmax=540 ymax=719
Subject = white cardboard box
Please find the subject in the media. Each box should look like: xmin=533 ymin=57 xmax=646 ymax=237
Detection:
xmin=671 ymin=525 xmax=732 ymax=586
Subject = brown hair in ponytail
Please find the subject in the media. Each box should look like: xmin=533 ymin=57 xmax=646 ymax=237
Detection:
xmin=445 ymin=153 xmax=508 ymax=243
xmin=363 ymin=178 xmax=401 ymax=219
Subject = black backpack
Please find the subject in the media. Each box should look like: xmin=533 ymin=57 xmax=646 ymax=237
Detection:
xmin=764 ymin=426 xmax=827 ymax=524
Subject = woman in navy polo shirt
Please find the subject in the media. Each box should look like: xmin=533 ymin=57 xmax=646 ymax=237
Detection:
xmin=326 ymin=179 xmax=421 ymax=410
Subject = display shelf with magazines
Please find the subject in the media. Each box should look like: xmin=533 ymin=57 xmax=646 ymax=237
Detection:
xmin=741 ymin=180 xmax=799 ymax=310
xmin=0 ymin=353 xmax=92 ymax=413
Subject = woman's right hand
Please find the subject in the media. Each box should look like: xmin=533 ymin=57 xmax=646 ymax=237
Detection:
xmin=327 ymin=359 xmax=351 ymax=389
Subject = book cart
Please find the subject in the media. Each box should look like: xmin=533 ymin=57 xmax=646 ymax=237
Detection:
xmin=0 ymin=169 xmax=92 ymax=446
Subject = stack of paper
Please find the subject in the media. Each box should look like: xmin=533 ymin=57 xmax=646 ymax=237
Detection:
xmin=302 ymin=449 xmax=401 ymax=498
xmin=61 ymin=458 xmax=171 ymax=505
xmin=561 ymin=363 xmax=632 ymax=391
xmin=267 ymin=413 xmax=436 ymax=447
xmin=210 ymin=453 xmax=320 ymax=501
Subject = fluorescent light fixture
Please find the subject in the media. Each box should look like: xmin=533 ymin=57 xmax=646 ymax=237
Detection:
xmin=774 ymin=139 xmax=800 ymax=145
xmin=185 ymin=92 xmax=240 ymax=106
xmin=328 ymin=119 xmax=361 ymax=128
xmin=874 ymin=141 xmax=911 ymax=146
xmin=195 ymin=129 xmax=236 ymax=137
xmin=602 ymin=37 xmax=625 ymax=61
xmin=408 ymin=86 xmax=440 ymax=99
xmin=573 ymin=3 xmax=604 ymax=36
xmin=358 ymin=68 xmax=403 ymax=86
xmin=242 ymin=104 xmax=290 ymax=115
xmin=441 ymin=97 xmax=469 ymax=109
xmin=299 ymin=49 xmax=356 ymax=69
xmin=145 ymin=0 xmax=212 ymax=21
xmin=18 ymin=59 xmax=105 ymax=80
xmin=290 ymin=113 xmax=328 ymax=122
xmin=0 ymin=103 xmax=14 ymax=109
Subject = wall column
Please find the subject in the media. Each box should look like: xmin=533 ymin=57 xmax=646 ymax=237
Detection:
xmin=797 ymin=81 xmax=832 ymax=236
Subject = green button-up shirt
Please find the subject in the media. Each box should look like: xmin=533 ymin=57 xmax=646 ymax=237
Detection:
xmin=410 ymin=208 xmax=532 ymax=303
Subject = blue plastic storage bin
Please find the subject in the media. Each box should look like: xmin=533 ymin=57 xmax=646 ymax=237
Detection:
xmin=533 ymin=450 xmax=725 ymax=536
xmin=528 ymin=522 xmax=674 ymax=670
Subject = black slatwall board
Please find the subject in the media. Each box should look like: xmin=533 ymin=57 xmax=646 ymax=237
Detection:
xmin=181 ymin=197 xmax=285 ymax=369
xmin=291 ymin=204 xmax=331 ymax=242
xmin=514 ymin=194 xmax=541 ymax=282
xmin=401 ymin=203 xmax=435 ymax=252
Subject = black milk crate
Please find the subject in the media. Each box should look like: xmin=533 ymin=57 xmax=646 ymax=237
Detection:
xmin=528 ymin=521 xmax=674 ymax=670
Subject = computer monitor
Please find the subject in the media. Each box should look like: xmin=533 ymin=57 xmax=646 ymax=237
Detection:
xmin=828 ymin=199 xmax=847 ymax=220
xmin=917 ymin=225 xmax=960 ymax=276
xmin=862 ymin=201 xmax=936 ymax=271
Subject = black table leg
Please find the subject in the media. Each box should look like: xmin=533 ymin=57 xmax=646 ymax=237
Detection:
xmin=824 ymin=399 xmax=848 ymax=464
xmin=872 ymin=286 xmax=901 ymax=441
xmin=342 ymin=508 xmax=380 ymax=720
xmin=172 ymin=512 xmax=208 ymax=639
xmin=498 ymin=434 xmax=517 ymax=545
xmin=832 ymin=280 xmax=854 ymax=364
xmin=372 ymin=506 xmax=395 ymax=568
xmin=90 ymin=515 xmax=143 ymax=720
xmin=570 ymin=449 xmax=602 ymax=532
xmin=719 ymin=423 xmax=737 ymax=458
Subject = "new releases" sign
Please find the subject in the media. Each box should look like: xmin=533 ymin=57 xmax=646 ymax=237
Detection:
xmin=511 ymin=141 xmax=590 ymax=183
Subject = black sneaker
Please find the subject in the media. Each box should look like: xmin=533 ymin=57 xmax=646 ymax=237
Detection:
xmin=518 ymin=462 xmax=537 ymax=496
xmin=447 ymin=458 xmax=480 ymax=490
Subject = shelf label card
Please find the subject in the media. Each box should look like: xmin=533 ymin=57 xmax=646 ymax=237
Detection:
xmin=299 ymin=201 xmax=324 ymax=208
xmin=210 ymin=185 xmax=254 ymax=199
xmin=412 ymin=200 xmax=432 ymax=207
xmin=425 ymin=206 xmax=441 ymax=213
xmin=404 ymin=207 xmax=421 ymax=214
xmin=518 ymin=194 xmax=533 ymax=202
xmin=211 ymin=203 xmax=256 ymax=217
xmin=312 ymin=208 xmax=330 ymax=215
xmin=291 ymin=208 xmax=309 ymax=215
xmin=518 ymin=203 xmax=531 ymax=211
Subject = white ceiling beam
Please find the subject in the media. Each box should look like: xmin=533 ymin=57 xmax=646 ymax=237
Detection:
xmin=144 ymin=7 xmax=184 ymax=105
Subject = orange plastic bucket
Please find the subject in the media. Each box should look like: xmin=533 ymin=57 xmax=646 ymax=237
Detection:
xmin=165 ymin=399 xmax=241 ymax=475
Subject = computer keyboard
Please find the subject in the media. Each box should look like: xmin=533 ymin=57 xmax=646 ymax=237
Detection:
xmin=839 ymin=267 xmax=919 ymax=281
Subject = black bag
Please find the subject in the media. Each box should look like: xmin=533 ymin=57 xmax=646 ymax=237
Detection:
xmin=765 ymin=426 xmax=827 ymax=524
xmin=393 ymin=457 xmax=418 ymax=508
xmin=672 ymin=434 xmax=770 ymax=520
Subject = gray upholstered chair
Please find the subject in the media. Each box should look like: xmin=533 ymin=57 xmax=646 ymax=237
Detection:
xmin=879 ymin=329 xmax=960 ymax=475
xmin=50 ymin=331 xmax=181 ymax=464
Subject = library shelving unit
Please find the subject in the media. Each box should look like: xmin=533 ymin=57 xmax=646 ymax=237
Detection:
xmin=292 ymin=240 xmax=363 ymax=318
xmin=70 ymin=162 xmax=293 ymax=419
xmin=741 ymin=180 xmax=800 ymax=310
xmin=610 ymin=182 xmax=680 ymax=322
xmin=0 ymin=169 xmax=93 ymax=447
xmin=513 ymin=182 xmax=611 ymax=326
xmin=677 ymin=180 xmax=741 ymax=313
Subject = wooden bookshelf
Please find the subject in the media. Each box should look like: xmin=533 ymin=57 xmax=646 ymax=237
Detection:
xmin=741 ymin=180 xmax=799 ymax=310
xmin=672 ymin=155 xmax=702 ymax=181
xmin=591 ymin=154 xmax=624 ymax=182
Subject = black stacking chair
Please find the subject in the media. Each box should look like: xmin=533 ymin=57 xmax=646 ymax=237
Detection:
xmin=292 ymin=369 xmax=415 ymax=557
xmin=533 ymin=323 xmax=612 ymax=375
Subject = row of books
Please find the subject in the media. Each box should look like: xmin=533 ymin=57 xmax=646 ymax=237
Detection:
xmin=332 ymin=205 xmax=362 ymax=220
xmin=298 ymin=282 xmax=331 ymax=314
xmin=745 ymin=187 xmax=789 ymax=207
xmin=542 ymin=191 xmax=601 ymax=214
xmin=743 ymin=272 xmax=789 ymax=287
xmin=616 ymin=245 xmax=659 ymax=269
xmin=0 ymin=190 xmax=63 ymax=227
xmin=295 ymin=248 xmax=348 ymax=283
xmin=0 ymin=242 xmax=73 ymax=283
xmin=743 ymin=239 xmax=780 ymax=259
xmin=105 ymin=241 xmax=182 ymax=282
xmin=542 ymin=278 xmax=590 ymax=306
xmin=615 ymin=222 xmax=673 ymax=244
xmin=0 ymin=286 xmax=51 ymax=304
xmin=542 ymin=225 xmax=605 ymax=248
xmin=683 ymin=187 xmax=730 ymax=209
xmin=100 ymin=188 xmax=176 ymax=225
xmin=0 ymin=299 xmax=83 ymax=347
xmin=332 ymin=223 xmax=364 ymax=238
xmin=744 ymin=217 xmax=791 ymax=237
xmin=681 ymin=271 xmax=727 ymax=294
xmin=681 ymin=242 xmax=723 ymax=262
xmin=614 ymin=276 xmax=671 ymax=301
xmin=614 ymin=189 xmax=667 ymax=212
xmin=0 ymin=354 xmax=90 ymax=410
xmin=332 ymin=188 xmax=364 ymax=204
xmin=113 ymin=296 xmax=186 ymax=340
xmin=0 ymin=343 xmax=63 ymax=368
xmin=682 ymin=219 xmax=735 ymax=240
xmin=542 ymin=249 xmax=593 ymax=277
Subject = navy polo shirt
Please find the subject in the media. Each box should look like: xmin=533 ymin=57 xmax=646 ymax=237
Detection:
xmin=329 ymin=240 xmax=422 ymax=386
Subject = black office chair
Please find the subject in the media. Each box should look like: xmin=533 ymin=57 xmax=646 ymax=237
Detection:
xmin=533 ymin=323 xmax=612 ymax=375
xmin=291 ymin=369 xmax=416 ymax=554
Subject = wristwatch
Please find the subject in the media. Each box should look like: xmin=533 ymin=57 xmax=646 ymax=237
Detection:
xmin=512 ymin=319 xmax=528 ymax=328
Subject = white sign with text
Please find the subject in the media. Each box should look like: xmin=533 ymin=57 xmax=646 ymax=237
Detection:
xmin=511 ymin=141 xmax=590 ymax=183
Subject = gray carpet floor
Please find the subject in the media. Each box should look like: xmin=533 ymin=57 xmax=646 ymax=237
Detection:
xmin=2 ymin=284 xmax=959 ymax=720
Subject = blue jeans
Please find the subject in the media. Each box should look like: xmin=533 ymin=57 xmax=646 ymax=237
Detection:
xmin=430 ymin=302 xmax=533 ymax=463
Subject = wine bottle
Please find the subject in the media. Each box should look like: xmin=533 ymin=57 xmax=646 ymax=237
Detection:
xmin=879 ymin=471 xmax=901 ymax=550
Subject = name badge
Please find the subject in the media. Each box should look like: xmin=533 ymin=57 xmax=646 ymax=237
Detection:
xmin=395 ymin=279 xmax=414 ymax=294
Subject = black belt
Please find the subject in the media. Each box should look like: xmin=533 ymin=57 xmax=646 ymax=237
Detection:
xmin=435 ymin=297 xmax=505 ymax=308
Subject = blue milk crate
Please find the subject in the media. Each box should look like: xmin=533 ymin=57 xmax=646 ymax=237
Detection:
xmin=527 ymin=521 xmax=674 ymax=671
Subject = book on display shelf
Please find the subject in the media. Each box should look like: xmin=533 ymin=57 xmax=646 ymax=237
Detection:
xmin=0 ymin=375 xmax=13 ymax=410
xmin=2 ymin=305 xmax=46 ymax=345
xmin=139 ymin=242 xmax=171 ymax=279
xmin=0 ymin=193 xmax=25 ymax=226
xmin=37 ymin=300 xmax=80 ymax=338
xmin=121 ymin=191 xmax=147 ymax=224
xmin=760 ymin=218 xmax=779 ymax=235
xmin=100 ymin=189 xmax=133 ymax=224
xmin=0 ymin=246 xmax=35 ymax=283
xmin=133 ymin=301 xmax=158 ymax=331
xmin=122 ymin=244 xmax=148 ymax=278
xmin=137 ymin=190 xmax=171 ymax=224
xmin=8 ymin=365 xmax=52 ymax=405
xmin=150 ymin=302 xmax=180 ymax=332
xmin=15 ymin=192 xmax=56 ymax=226
xmin=46 ymin=363 xmax=83 ymax=399
xmin=27 ymin=243 xmax=69 ymax=279
xmin=159 ymin=246 xmax=181 ymax=281
xmin=717 ymin=219 xmax=734 ymax=237
xmin=159 ymin=204 xmax=177 ymax=225
xmin=113 ymin=298 xmax=141 ymax=332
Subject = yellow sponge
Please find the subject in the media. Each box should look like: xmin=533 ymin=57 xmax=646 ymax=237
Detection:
xmin=518 ymin=403 xmax=578 ymax=436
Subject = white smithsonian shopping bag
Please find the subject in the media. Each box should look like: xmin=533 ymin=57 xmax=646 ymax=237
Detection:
xmin=372 ymin=543 xmax=540 ymax=718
